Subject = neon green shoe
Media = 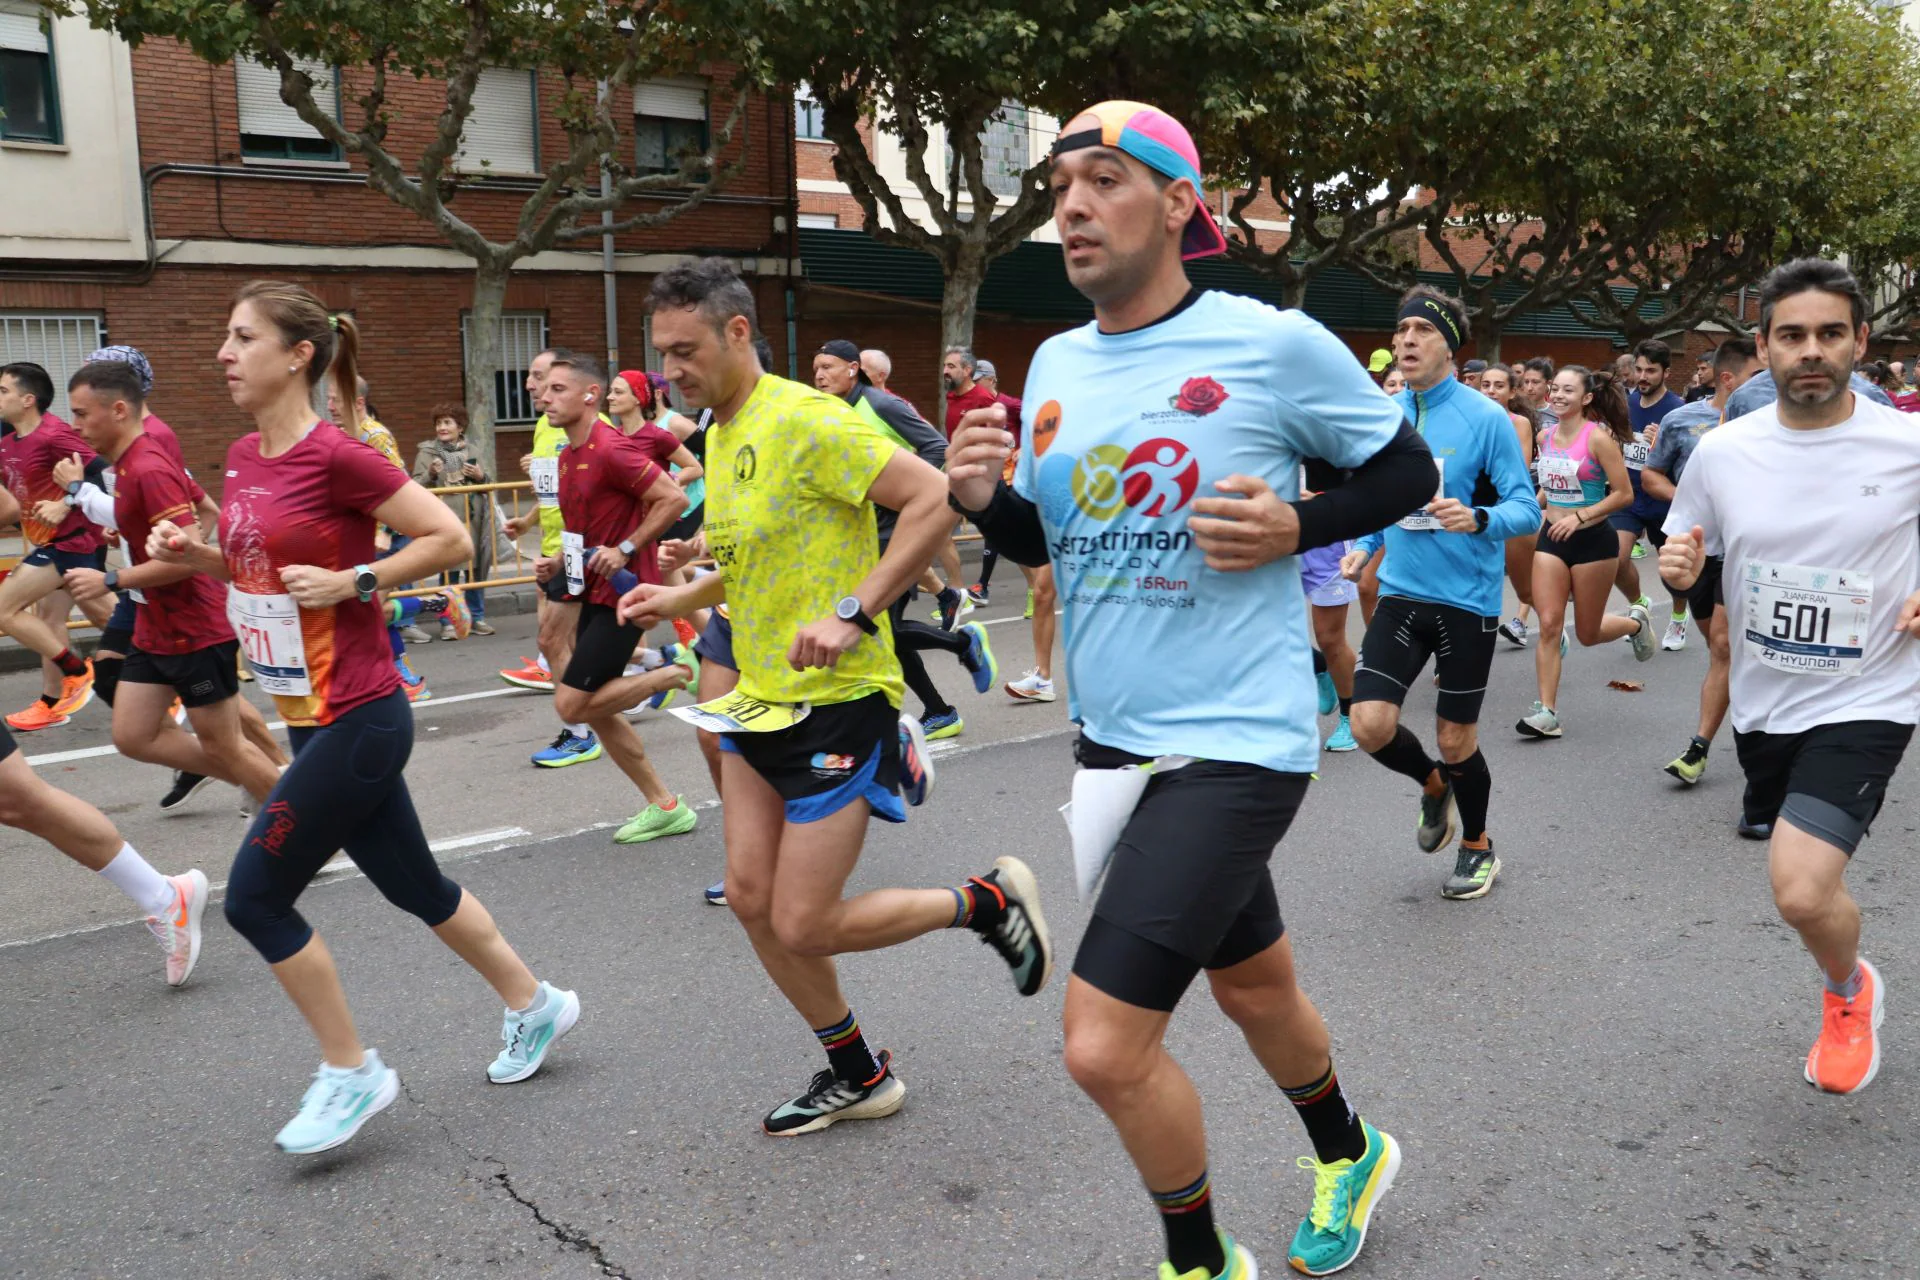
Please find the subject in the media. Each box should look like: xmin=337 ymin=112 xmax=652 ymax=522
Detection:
xmin=1157 ymin=1230 xmax=1257 ymax=1280
xmin=1286 ymin=1120 xmax=1401 ymax=1275
xmin=613 ymin=797 xmax=698 ymax=844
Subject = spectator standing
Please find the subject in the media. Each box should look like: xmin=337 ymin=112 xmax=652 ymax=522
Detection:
xmin=412 ymin=405 xmax=496 ymax=638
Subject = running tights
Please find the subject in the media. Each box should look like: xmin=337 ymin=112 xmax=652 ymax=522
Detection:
xmin=224 ymin=688 xmax=462 ymax=964
xmin=889 ymin=599 xmax=968 ymax=719
xmin=978 ymin=548 xmax=1000 ymax=590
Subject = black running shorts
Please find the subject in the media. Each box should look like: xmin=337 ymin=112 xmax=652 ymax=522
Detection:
xmin=1733 ymin=719 xmax=1913 ymax=856
xmin=1354 ymin=594 xmax=1500 ymax=724
xmin=721 ymin=691 xmax=904 ymax=825
xmin=1535 ymin=518 xmax=1618 ymax=568
xmin=121 ymin=640 xmax=242 ymax=708
xmin=0 ymin=721 xmax=15 ymax=763
xmin=561 ymin=602 xmax=642 ymax=693
xmin=1070 ymin=735 xmax=1308 ymax=1012
xmin=1687 ymin=554 xmax=1724 ymax=620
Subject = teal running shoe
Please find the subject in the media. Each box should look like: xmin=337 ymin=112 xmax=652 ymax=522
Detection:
xmin=1324 ymin=715 xmax=1357 ymax=753
xmin=1158 ymin=1229 xmax=1257 ymax=1279
xmin=488 ymin=981 xmax=580 ymax=1083
xmin=1316 ymin=668 xmax=1338 ymax=716
xmin=1287 ymin=1119 xmax=1402 ymax=1275
xmin=274 ymin=1050 xmax=401 ymax=1154
xmin=959 ymin=621 xmax=998 ymax=695
xmin=614 ymin=797 xmax=698 ymax=843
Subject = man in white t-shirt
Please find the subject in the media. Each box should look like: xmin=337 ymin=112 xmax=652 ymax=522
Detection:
xmin=1661 ymin=258 xmax=1920 ymax=1097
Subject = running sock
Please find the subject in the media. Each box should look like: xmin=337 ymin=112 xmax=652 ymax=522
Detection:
xmin=511 ymin=983 xmax=552 ymax=1017
xmin=1690 ymin=734 xmax=1711 ymax=755
xmin=1445 ymin=750 xmax=1493 ymax=844
xmin=93 ymin=655 xmax=122 ymax=707
xmin=1311 ymin=648 xmax=1327 ymax=675
xmin=1338 ymin=696 xmax=1352 ymax=717
xmin=948 ymin=875 xmax=1007 ymax=932
xmin=538 ymin=654 xmax=552 ymax=674
xmin=813 ymin=1010 xmax=880 ymax=1083
xmin=1825 ymin=964 xmax=1865 ymax=1000
xmin=1368 ymin=725 xmax=1437 ymax=786
xmin=53 ymin=648 xmax=88 ymax=678
xmin=978 ymin=548 xmax=999 ymax=589
xmin=99 ymin=843 xmax=175 ymax=917
xmin=1151 ymin=1171 xmax=1225 ymax=1277
xmin=38 ymin=693 xmax=58 ymax=710
xmin=1284 ymin=1063 xmax=1368 ymax=1164
xmin=387 ymin=626 xmax=405 ymax=658
xmin=564 ymin=721 xmax=592 ymax=739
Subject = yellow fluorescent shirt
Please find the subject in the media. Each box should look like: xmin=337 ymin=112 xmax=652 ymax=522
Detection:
xmin=704 ymin=375 xmax=903 ymax=709
xmin=530 ymin=413 xmax=567 ymax=556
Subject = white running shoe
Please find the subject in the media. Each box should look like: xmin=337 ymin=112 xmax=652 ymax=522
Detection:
xmin=147 ymin=869 xmax=209 ymax=987
xmin=1662 ymin=617 xmax=1689 ymax=651
xmin=1005 ymin=669 xmax=1056 ymax=702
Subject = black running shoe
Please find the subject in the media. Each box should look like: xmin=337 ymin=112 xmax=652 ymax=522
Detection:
xmin=1416 ymin=780 xmax=1456 ymax=853
xmin=967 ymin=856 xmax=1053 ymax=996
xmin=1737 ymin=818 xmax=1773 ymax=841
xmin=935 ymin=589 xmax=961 ymax=633
xmin=1441 ymin=842 xmax=1500 ymax=900
xmin=762 ymin=1050 xmax=906 ymax=1136
xmin=159 ymin=771 xmax=214 ymax=812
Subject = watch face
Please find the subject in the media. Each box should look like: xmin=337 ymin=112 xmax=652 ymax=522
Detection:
xmin=837 ymin=597 xmax=858 ymax=620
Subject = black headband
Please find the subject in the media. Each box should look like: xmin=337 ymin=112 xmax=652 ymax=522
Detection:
xmin=1050 ymin=127 xmax=1104 ymax=159
xmin=1398 ymin=298 xmax=1463 ymax=352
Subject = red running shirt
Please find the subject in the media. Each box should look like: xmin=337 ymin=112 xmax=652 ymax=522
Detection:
xmin=557 ymin=421 xmax=664 ymax=607
xmin=114 ymin=434 xmax=233 ymax=655
xmin=218 ymin=423 xmax=409 ymax=726
xmin=0 ymin=414 xmax=104 ymax=552
xmin=137 ymin=414 xmax=208 ymax=504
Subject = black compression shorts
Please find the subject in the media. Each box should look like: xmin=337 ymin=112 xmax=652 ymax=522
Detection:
xmin=1733 ymin=720 xmax=1912 ymax=856
xmin=561 ymin=602 xmax=642 ymax=693
xmin=1535 ymin=518 xmax=1619 ymax=568
xmin=1353 ymin=594 xmax=1499 ymax=724
xmin=1069 ymin=735 xmax=1308 ymax=1012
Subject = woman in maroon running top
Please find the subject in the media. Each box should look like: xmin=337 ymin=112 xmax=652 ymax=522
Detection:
xmin=148 ymin=280 xmax=578 ymax=1154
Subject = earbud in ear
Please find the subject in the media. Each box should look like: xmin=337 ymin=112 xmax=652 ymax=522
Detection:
xmin=585 ymin=392 xmax=596 ymax=403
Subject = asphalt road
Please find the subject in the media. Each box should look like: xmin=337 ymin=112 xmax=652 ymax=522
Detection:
xmin=3 ymin=592 xmax=1917 ymax=1279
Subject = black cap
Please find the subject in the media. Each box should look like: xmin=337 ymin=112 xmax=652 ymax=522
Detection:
xmin=1462 ymin=359 xmax=1488 ymax=374
xmin=818 ymin=338 xmax=861 ymax=362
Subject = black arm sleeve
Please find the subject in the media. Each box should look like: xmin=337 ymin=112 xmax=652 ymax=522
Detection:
xmin=1293 ymin=419 xmax=1437 ymax=552
xmin=952 ymin=481 xmax=1050 ymax=568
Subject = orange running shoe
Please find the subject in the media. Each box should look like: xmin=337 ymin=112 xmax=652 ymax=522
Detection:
xmin=4 ymin=700 xmax=70 ymax=732
xmin=51 ymin=661 xmax=94 ymax=717
xmin=672 ymin=616 xmax=699 ymax=646
xmin=1805 ymin=958 xmax=1884 ymax=1095
xmin=498 ymin=656 xmax=554 ymax=692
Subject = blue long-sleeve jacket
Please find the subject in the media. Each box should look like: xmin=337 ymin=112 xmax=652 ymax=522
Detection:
xmin=1354 ymin=375 xmax=1539 ymax=617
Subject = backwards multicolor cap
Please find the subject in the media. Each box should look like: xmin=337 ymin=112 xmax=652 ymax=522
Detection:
xmin=86 ymin=344 xmax=153 ymax=395
xmin=1051 ymin=100 xmax=1227 ymax=261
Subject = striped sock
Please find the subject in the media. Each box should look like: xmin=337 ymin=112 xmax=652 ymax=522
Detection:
xmin=1151 ymin=1171 xmax=1224 ymax=1276
xmin=813 ymin=1011 xmax=880 ymax=1084
xmin=947 ymin=875 xmax=1006 ymax=932
xmin=1284 ymin=1062 xmax=1367 ymax=1164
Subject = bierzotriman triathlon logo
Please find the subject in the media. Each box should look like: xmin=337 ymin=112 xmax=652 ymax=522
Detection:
xmin=1069 ymin=438 xmax=1201 ymax=519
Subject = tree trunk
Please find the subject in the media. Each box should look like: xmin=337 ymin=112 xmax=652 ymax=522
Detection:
xmin=939 ymin=240 xmax=988 ymax=409
xmin=1481 ymin=327 xmax=1503 ymax=362
xmin=1281 ymin=269 xmax=1308 ymax=312
xmin=465 ymin=260 xmax=512 ymax=476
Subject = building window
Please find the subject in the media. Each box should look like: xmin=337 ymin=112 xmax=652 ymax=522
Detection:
xmin=457 ymin=67 xmax=538 ymax=176
xmin=797 ymin=213 xmax=839 ymax=230
xmin=0 ymin=313 xmax=103 ymax=418
xmin=461 ymin=311 xmax=548 ymax=424
xmin=635 ymin=77 xmax=708 ymax=177
xmin=236 ymin=56 xmax=340 ymax=161
xmin=794 ymin=80 xmax=825 ymax=141
xmin=946 ymin=101 xmax=1030 ymax=200
xmin=0 ymin=4 xmax=59 ymax=144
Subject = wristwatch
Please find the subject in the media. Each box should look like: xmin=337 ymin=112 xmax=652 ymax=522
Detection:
xmin=836 ymin=595 xmax=878 ymax=636
xmin=64 ymin=479 xmax=83 ymax=499
xmin=104 ymin=569 xmax=120 ymax=593
xmin=1472 ymin=506 xmax=1490 ymax=534
xmin=352 ymin=564 xmax=379 ymax=603
xmin=618 ymin=539 xmax=637 ymax=557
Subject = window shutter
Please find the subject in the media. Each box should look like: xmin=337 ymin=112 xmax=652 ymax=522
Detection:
xmin=0 ymin=9 xmax=47 ymax=55
xmin=235 ymin=56 xmax=334 ymax=138
xmin=457 ymin=68 xmax=537 ymax=174
xmin=635 ymin=78 xmax=706 ymax=121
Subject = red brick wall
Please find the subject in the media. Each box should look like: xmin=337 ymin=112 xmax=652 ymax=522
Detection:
xmin=0 ymin=267 xmax=795 ymax=482
xmin=132 ymin=41 xmax=790 ymax=255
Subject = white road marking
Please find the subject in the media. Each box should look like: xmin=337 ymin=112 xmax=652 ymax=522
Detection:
xmin=22 ymin=685 xmax=534 ymax=768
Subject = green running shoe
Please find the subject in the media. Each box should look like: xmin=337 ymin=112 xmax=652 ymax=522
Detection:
xmin=1665 ymin=738 xmax=1709 ymax=785
xmin=1287 ymin=1119 xmax=1402 ymax=1276
xmin=1158 ymin=1229 xmax=1257 ymax=1279
xmin=1416 ymin=777 xmax=1455 ymax=853
xmin=614 ymin=797 xmax=697 ymax=843
xmin=1442 ymin=841 xmax=1500 ymax=900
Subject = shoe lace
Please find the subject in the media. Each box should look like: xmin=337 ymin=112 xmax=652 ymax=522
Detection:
xmin=1825 ymin=993 xmax=1869 ymax=1045
xmin=547 ymin=730 xmax=572 ymax=750
xmin=500 ymin=1010 xmax=529 ymax=1058
xmin=1296 ymin=1154 xmax=1357 ymax=1233
xmin=798 ymin=1068 xmax=864 ymax=1111
xmin=300 ymin=1071 xmax=348 ymax=1122
xmin=145 ymin=914 xmax=175 ymax=950
xmin=986 ymin=903 xmax=1033 ymax=962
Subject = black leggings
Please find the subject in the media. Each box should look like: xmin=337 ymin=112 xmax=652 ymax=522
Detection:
xmin=224 ymin=688 xmax=462 ymax=964
xmin=889 ymin=596 xmax=968 ymax=718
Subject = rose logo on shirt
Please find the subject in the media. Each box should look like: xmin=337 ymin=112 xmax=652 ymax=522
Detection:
xmin=1172 ymin=376 xmax=1229 ymax=417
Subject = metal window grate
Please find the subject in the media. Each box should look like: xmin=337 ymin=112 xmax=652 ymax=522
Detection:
xmin=462 ymin=311 xmax=548 ymax=424
xmin=0 ymin=313 xmax=104 ymax=418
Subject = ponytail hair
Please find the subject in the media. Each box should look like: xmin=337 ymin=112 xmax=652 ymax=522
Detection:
xmin=1562 ymin=364 xmax=1632 ymax=443
xmin=233 ymin=279 xmax=361 ymax=428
